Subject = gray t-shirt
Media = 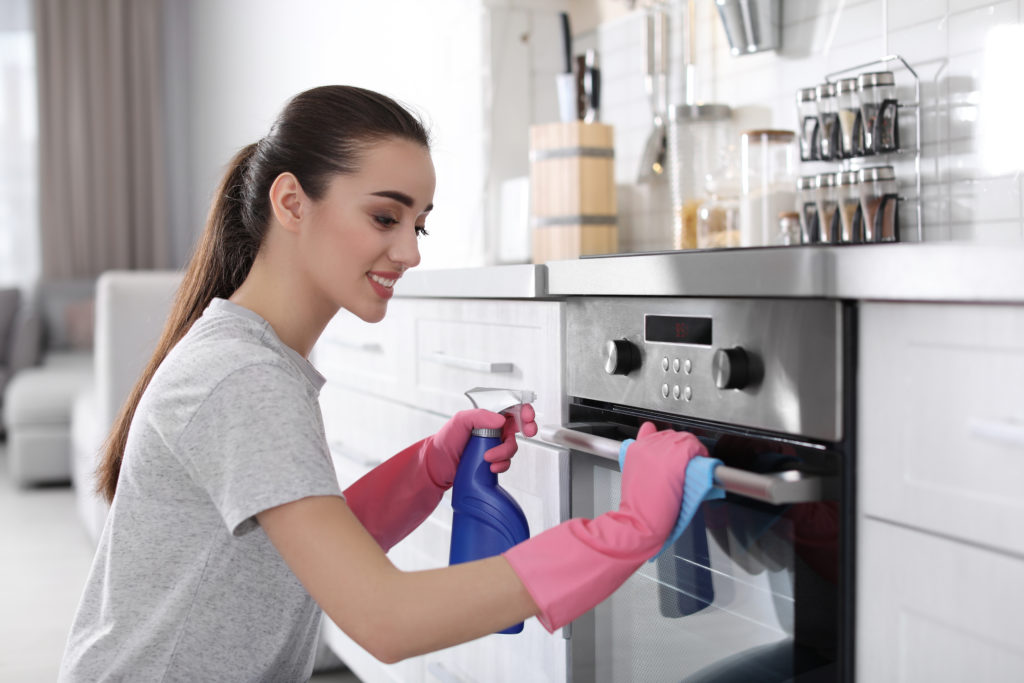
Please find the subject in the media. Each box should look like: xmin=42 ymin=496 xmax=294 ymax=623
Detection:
xmin=60 ymin=298 xmax=343 ymax=682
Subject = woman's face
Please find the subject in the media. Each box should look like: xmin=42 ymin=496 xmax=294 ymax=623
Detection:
xmin=299 ymin=137 xmax=435 ymax=323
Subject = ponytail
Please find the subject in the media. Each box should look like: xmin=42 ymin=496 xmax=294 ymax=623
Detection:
xmin=95 ymin=144 xmax=260 ymax=503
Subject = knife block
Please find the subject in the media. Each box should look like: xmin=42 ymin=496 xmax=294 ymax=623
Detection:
xmin=529 ymin=122 xmax=618 ymax=263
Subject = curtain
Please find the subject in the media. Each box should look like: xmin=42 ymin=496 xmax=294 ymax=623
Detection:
xmin=34 ymin=0 xmax=170 ymax=280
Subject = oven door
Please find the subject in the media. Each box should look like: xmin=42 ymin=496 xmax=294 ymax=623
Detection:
xmin=560 ymin=401 xmax=849 ymax=683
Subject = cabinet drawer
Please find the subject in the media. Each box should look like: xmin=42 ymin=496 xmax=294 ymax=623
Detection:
xmin=313 ymin=303 xmax=411 ymax=403
xmin=859 ymin=303 xmax=1024 ymax=555
xmin=857 ymin=518 xmax=1024 ymax=682
xmin=321 ymin=383 xmax=441 ymax=468
xmin=410 ymin=299 xmax=564 ymax=428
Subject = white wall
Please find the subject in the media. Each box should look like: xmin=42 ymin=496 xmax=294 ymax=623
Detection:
xmin=172 ymin=0 xmax=486 ymax=270
xmin=567 ymin=0 xmax=1024 ymax=250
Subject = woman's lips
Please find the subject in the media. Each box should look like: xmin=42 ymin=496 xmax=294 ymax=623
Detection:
xmin=367 ymin=271 xmax=400 ymax=299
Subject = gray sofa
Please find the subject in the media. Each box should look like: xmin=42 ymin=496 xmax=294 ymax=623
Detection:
xmin=3 ymin=280 xmax=96 ymax=486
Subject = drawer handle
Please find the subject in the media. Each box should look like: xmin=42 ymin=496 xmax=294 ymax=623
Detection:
xmin=969 ymin=417 xmax=1024 ymax=448
xmin=326 ymin=339 xmax=383 ymax=354
xmin=427 ymin=661 xmax=467 ymax=683
xmin=423 ymin=351 xmax=514 ymax=373
xmin=534 ymin=425 xmax=837 ymax=506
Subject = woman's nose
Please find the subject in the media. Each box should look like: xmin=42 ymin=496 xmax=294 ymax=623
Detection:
xmin=392 ymin=224 xmax=422 ymax=271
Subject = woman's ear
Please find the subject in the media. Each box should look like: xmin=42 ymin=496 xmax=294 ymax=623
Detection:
xmin=268 ymin=172 xmax=306 ymax=233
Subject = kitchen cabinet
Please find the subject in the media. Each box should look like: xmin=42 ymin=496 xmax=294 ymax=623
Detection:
xmin=313 ymin=298 xmax=568 ymax=683
xmin=857 ymin=302 xmax=1024 ymax=681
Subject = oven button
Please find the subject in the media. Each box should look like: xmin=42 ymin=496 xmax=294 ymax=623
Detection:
xmin=672 ymin=385 xmax=681 ymax=400
xmin=661 ymin=356 xmax=670 ymax=372
xmin=683 ymin=358 xmax=692 ymax=374
xmin=672 ymin=358 xmax=681 ymax=373
xmin=661 ymin=383 xmax=670 ymax=398
xmin=712 ymin=346 xmax=751 ymax=390
xmin=604 ymin=339 xmax=641 ymax=375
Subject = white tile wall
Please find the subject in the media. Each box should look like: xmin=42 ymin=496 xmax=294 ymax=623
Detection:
xmin=518 ymin=0 xmax=1024 ymax=250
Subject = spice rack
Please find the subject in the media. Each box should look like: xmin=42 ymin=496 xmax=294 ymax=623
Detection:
xmin=821 ymin=54 xmax=923 ymax=242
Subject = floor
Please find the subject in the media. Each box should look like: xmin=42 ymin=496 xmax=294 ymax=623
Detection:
xmin=0 ymin=444 xmax=362 ymax=682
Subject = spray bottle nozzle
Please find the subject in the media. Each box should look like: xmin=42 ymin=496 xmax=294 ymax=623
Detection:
xmin=464 ymin=387 xmax=536 ymax=437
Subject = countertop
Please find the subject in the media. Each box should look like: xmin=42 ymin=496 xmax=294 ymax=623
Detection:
xmin=395 ymin=243 xmax=1024 ymax=303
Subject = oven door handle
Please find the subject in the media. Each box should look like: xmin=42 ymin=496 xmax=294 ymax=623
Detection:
xmin=534 ymin=425 xmax=835 ymax=505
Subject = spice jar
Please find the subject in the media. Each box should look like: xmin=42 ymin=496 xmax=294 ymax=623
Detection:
xmin=815 ymin=82 xmax=841 ymax=161
xmin=835 ymin=170 xmax=862 ymax=243
xmin=857 ymin=71 xmax=898 ymax=154
xmin=739 ymin=129 xmax=798 ymax=247
xmin=858 ymin=165 xmax=899 ymax=242
xmin=796 ymin=87 xmax=819 ymax=161
xmin=796 ymin=175 xmax=818 ymax=244
xmin=815 ymin=172 xmax=839 ymax=244
xmin=836 ymin=77 xmax=862 ymax=158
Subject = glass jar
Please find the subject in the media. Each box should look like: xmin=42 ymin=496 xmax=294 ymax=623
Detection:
xmin=835 ymin=170 xmax=862 ymax=243
xmin=739 ymin=129 xmax=798 ymax=247
xmin=815 ymin=82 xmax=841 ymax=161
xmin=776 ymin=211 xmax=802 ymax=246
xmin=796 ymin=87 xmax=819 ymax=161
xmin=857 ymin=71 xmax=898 ymax=154
xmin=668 ymin=104 xmax=734 ymax=250
xmin=815 ymin=172 xmax=839 ymax=244
xmin=696 ymin=160 xmax=742 ymax=249
xmin=796 ymin=175 xmax=818 ymax=244
xmin=836 ymin=77 xmax=862 ymax=158
xmin=858 ymin=165 xmax=899 ymax=242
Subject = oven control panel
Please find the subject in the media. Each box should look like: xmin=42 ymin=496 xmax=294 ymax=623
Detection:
xmin=568 ymin=297 xmax=845 ymax=442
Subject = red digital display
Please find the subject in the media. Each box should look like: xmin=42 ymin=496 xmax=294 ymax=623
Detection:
xmin=645 ymin=315 xmax=712 ymax=346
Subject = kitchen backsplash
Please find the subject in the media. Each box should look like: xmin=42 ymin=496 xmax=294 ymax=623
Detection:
xmin=521 ymin=0 xmax=1024 ymax=252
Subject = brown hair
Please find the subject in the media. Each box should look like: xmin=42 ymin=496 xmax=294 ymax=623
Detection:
xmin=96 ymin=85 xmax=430 ymax=503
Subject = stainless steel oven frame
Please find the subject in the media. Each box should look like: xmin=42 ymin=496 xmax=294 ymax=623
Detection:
xmin=546 ymin=296 xmax=857 ymax=682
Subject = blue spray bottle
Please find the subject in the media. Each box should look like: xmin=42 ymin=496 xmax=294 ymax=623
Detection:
xmin=449 ymin=387 xmax=535 ymax=635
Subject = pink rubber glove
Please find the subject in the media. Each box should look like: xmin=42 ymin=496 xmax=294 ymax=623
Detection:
xmin=503 ymin=422 xmax=707 ymax=632
xmin=343 ymin=405 xmax=537 ymax=551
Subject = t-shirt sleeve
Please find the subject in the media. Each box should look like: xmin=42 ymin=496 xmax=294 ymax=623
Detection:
xmin=175 ymin=362 xmax=342 ymax=536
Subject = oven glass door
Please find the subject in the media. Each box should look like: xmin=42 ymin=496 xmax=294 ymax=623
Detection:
xmin=568 ymin=401 xmax=846 ymax=683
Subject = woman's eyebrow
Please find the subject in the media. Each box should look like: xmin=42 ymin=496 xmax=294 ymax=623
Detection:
xmin=371 ymin=190 xmax=433 ymax=212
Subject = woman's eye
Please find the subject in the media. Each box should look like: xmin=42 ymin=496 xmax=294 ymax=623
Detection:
xmin=416 ymin=225 xmax=429 ymax=237
xmin=374 ymin=215 xmax=399 ymax=228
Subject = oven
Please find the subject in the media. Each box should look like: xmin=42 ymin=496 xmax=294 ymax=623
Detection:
xmin=544 ymin=296 xmax=855 ymax=682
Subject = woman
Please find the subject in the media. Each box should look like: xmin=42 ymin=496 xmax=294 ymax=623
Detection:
xmin=60 ymin=85 xmax=706 ymax=681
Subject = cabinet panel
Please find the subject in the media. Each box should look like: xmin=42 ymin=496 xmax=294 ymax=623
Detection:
xmin=857 ymin=518 xmax=1024 ymax=682
xmin=313 ymin=299 xmax=416 ymax=403
xmin=410 ymin=299 xmax=564 ymax=428
xmin=859 ymin=302 xmax=1024 ymax=555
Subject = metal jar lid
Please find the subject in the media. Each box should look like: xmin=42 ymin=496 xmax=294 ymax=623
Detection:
xmin=669 ymin=103 xmax=732 ymax=123
xmin=797 ymin=87 xmax=817 ymax=103
xmin=858 ymin=165 xmax=896 ymax=182
xmin=816 ymin=82 xmax=837 ymax=99
xmin=797 ymin=175 xmax=818 ymax=191
xmin=836 ymin=77 xmax=858 ymax=94
xmin=815 ymin=172 xmax=837 ymax=188
xmin=835 ymin=170 xmax=860 ymax=186
xmin=742 ymin=129 xmax=796 ymax=142
xmin=857 ymin=71 xmax=896 ymax=89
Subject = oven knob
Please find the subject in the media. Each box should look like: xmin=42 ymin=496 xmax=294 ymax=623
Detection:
xmin=604 ymin=339 xmax=641 ymax=375
xmin=712 ymin=347 xmax=750 ymax=390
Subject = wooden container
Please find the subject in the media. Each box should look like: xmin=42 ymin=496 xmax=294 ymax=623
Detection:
xmin=529 ymin=121 xmax=617 ymax=263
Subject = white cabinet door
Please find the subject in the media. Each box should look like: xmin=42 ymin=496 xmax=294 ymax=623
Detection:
xmin=858 ymin=302 xmax=1024 ymax=556
xmin=409 ymin=299 xmax=564 ymax=429
xmin=857 ymin=518 xmax=1024 ymax=682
